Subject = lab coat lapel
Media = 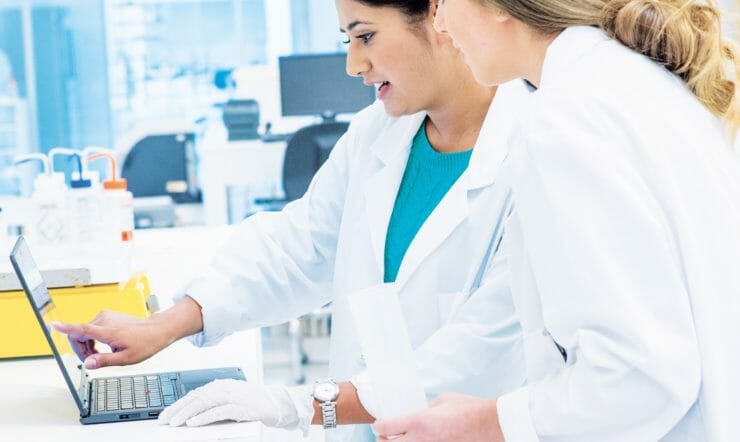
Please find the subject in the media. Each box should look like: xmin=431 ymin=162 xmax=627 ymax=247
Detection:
xmin=394 ymin=81 xmax=531 ymax=290
xmin=364 ymin=111 xmax=427 ymax=275
xmin=393 ymin=178 xmax=470 ymax=289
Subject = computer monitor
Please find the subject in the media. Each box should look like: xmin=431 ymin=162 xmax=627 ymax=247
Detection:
xmin=279 ymin=53 xmax=376 ymax=120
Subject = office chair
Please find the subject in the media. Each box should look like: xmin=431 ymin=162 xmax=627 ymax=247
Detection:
xmin=254 ymin=121 xmax=349 ymax=211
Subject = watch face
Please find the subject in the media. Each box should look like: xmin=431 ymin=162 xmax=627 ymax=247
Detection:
xmin=314 ymin=380 xmax=339 ymax=402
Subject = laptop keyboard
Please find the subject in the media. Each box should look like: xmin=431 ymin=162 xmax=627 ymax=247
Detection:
xmin=95 ymin=374 xmax=178 ymax=412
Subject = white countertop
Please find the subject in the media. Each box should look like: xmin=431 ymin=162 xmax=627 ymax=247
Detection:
xmin=0 ymin=226 xmax=265 ymax=441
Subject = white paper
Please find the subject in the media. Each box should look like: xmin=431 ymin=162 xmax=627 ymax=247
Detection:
xmin=348 ymin=283 xmax=428 ymax=418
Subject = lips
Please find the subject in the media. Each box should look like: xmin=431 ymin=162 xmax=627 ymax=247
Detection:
xmin=376 ymin=81 xmax=391 ymax=99
xmin=364 ymin=79 xmax=392 ymax=99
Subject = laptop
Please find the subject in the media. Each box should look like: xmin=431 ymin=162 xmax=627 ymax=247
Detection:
xmin=9 ymin=236 xmax=246 ymax=424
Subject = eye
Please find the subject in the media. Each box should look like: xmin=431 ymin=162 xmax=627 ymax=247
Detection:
xmin=341 ymin=38 xmax=350 ymax=44
xmin=358 ymin=32 xmax=374 ymax=44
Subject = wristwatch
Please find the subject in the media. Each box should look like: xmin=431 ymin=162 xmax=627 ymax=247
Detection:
xmin=313 ymin=378 xmax=339 ymax=429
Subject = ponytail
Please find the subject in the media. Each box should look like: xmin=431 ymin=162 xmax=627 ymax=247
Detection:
xmin=601 ymin=0 xmax=738 ymax=131
xmin=486 ymin=0 xmax=739 ymax=131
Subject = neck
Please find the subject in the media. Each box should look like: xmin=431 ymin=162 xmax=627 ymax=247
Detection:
xmin=425 ymin=67 xmax=495 ymax=153
xmin=522 ymin=29 xmax=561 ymax=88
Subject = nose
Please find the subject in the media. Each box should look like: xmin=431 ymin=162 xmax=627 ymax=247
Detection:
xmin=433 ymin=2 xmax=448 ymax=34
xmin=346 ymin=43 xmax=370 ymax=77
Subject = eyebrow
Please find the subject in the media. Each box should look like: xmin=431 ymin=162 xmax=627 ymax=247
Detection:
xmin=339 ymin=20 xmax=372 ymax=33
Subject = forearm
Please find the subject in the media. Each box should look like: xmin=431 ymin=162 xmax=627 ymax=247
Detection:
xmin=311 ymin=382 xmax=374 ymax=426
xmin=149 ymin=296 xmax=204 ymax=345
xmin=479 ymin=398 xmax=503 ymax=440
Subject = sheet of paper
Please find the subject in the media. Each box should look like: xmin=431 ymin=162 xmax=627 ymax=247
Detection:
xmin=348 ymin=283 xmax=428 ymax=418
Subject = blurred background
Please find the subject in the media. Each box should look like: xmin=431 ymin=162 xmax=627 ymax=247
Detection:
xmin=0 ymin=1 xmax=362 ymax=406
xmin=0 ymin=0 xmax=737 ymax=424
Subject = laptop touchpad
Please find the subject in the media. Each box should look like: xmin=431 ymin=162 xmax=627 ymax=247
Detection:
xmin=179 ymin=368 xmax=246 ymax=395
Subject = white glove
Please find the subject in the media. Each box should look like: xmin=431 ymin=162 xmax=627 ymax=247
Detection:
xmin=157 ymin=379 xmax=315 ymax=435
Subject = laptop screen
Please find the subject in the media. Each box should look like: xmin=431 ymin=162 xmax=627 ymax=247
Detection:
xmin=9 ymin=237 xmax=88 ymax=415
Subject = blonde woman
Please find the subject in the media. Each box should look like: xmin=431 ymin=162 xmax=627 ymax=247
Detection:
xmin=375 ymin=0 xmax=740 ymax=441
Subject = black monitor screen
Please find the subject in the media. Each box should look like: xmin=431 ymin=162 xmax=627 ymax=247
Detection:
xmin=279 ymin=53 xmax=376 ymax=118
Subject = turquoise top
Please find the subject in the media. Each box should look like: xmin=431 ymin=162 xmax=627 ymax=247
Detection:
xmin=384 ymin=123 xmax=473 ymax=282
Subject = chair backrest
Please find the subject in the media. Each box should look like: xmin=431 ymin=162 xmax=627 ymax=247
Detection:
xmin=282 ymin=121 xmax=349 ymax=201
xmin=120 ymin=131 xmax=201 ymax=203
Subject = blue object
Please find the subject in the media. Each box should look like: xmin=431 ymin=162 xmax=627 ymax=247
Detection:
xmin=213 ymin=68 xmax=234 ymax=90
xmin=384 ymin=124 xmax=473 ymax=283
xmin=66 ymin=153 xmax=91 ymax=188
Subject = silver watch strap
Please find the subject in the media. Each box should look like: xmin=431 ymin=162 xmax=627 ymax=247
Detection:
xmin=321 ymin=400 xmax=337 ymax=429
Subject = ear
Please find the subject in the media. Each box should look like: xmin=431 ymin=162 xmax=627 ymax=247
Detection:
xmin=494 ymin=5 xmax=513 ymax=23
xmin=430 ymin=0 xmax=439 ymax=18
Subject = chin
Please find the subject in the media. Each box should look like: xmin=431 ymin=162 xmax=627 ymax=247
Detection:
xmin=470 ymin=68 xmax=497 ymax=88
xmin=380 ymin=101 xmax=407 ymax=118
xmin=471 ymin=66 xmax=513 ymax=88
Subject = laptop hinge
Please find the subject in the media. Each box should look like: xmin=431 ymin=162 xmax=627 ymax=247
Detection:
xmin=78 ymin=367 xmax=90 ymax=415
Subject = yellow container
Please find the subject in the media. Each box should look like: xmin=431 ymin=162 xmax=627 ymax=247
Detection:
xmin=0 ymin=273 xmax=153 ymax=359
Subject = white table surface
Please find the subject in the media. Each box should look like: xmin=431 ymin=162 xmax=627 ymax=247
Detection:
xmin=0 ymin=226 xmax=265 ymax=441
xmin=1 ymin=226 xmax=326 ymax=441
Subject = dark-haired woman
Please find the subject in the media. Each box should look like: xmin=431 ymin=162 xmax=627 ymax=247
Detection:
xmin=54 ymin=0 xmax=530 ymax=440
xmin=375 ymin=0 xmax=740 ymax=440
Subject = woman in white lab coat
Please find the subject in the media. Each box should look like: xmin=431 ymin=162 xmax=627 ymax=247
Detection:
xmin=374 ymin=1 xmax=740 ymax=441
xmin=54 ymin=1 xmax=528 ymax=440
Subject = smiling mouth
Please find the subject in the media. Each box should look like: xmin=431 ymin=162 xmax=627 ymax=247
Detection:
xmin=377 ymin=81 xmax=390 ymax=92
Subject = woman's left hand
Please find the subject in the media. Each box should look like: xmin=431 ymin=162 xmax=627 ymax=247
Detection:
xmin=158 ymin=379 xmax=314 ymax=434
xmin=373 ymin=393 xmax=504 ymax=442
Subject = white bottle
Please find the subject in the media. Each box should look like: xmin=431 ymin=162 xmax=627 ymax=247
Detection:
xmin=66 ymin=170 xmax=102 ymax=245
xmin=85 ymin=150 xmax=135 ymax=280
xmin=32 ymin=172 xmax=69 ymax=244
xmin=15 ymin=154 xmax=69 ymax=245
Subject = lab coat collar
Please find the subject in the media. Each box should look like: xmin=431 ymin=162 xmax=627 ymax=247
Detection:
xmin=539 ymin=26 xmax=610 ymax=90
xmin=461 ymin=80 xmax=530 ymax=190
xmin=364 ymin=111 xmax=427 ymax=277
xmin=395 ymin=81 xmax=530 ymax=288
xmin=364 ymin=82 xmax=529 ymax=288
xmin=369 ymin=110 xmax=427 ymax=165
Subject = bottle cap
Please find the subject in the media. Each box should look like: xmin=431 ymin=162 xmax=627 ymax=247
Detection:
xmin=103 ymin=178 xmax=128 ymax=190
xmin=70 ymin=178 xmax=92 ymax=189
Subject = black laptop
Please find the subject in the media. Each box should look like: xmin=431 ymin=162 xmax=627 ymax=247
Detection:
xmin=9 ymin=236 xmax=245 ymax=424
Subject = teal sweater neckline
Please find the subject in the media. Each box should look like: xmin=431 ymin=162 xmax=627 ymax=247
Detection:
xmin=383 ymin=123 xmax=473 ymax=283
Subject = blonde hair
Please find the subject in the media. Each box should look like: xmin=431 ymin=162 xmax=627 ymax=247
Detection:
xmin=484 ymin=0 xmax=740 ymax=132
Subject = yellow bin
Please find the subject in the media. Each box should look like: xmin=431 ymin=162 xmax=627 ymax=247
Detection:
xmin=0 ymin=273 xmax=153 ymax=359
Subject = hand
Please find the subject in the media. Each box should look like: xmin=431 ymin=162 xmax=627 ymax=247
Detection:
xmin=158 ymin=379 xmax=315 ymax=435
xmin=51 ymin=310 xmax=170 ymax=369
xmin=51 ymin=296 xmax=204 ymax=369
xmin=373 ymin=393 xmax=504 ymax=442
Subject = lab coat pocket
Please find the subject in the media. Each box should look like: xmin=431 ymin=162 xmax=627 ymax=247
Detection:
xmin=437 ymin=291 xmax=462 ymax=324
xmin=523 ymin=328 xmax=567 ymax=382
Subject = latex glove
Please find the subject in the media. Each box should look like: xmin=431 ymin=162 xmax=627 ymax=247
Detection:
xmin=158 ymin=379 xmax=315 ymax=435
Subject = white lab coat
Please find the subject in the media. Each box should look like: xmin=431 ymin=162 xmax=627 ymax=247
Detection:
xmin=494 ymin=26 xmax=740 ymax=441
xmin=180 ymin=82 xmax=529 ymax=440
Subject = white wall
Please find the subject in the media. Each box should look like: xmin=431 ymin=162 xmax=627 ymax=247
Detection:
xmin=306 ymin=1 xmax=343 ymax=53
xmin=265 ymin=0 xmax=293 ymax=63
